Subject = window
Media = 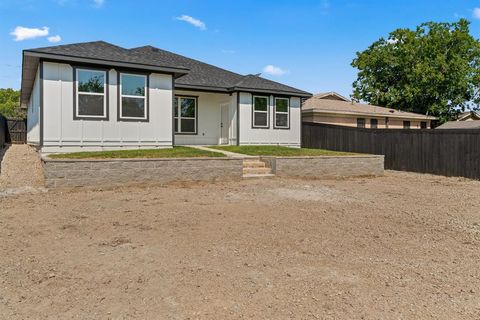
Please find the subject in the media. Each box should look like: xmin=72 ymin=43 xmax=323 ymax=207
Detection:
xmin=403 ymin=121 xmax=411 ymax=129
xmin=370 ymin=119 xmax=378 ymax=129
xmin=119 ymin=73 xmax=148 ymax=120
xmin=420 ymin=121 xmax=427 ymax=129
xmin=357 ymin=118 xmax=366 ymax=128
xmin=253 ymin=96 xmax=269 ymax=128
xmin=174 ymin=96 xmax=197 ymax=134
xmin=75 ymin=68 xmax=107 ymax=119
xmin=274 ymin=97 xmax=290 ymax=128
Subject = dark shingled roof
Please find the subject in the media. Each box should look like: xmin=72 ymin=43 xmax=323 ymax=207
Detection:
xmin=24 ymin=41 xmax=190 ymax=72
xmin=21 ymin=41 xmax=311 ymax=106
xmin=129 ymin=45 xmax=311 ymax=96
xmin=231 ymin=74 xmax=311 ymax=96
xmin=130 ymin=46 xmax=245 ymax=91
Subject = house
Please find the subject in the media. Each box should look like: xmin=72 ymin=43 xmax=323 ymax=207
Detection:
xmin=435 ymin=120 xmax=480 ymax=129
xmin=302 ymin=92 xmax=437 ymax=129
xmin=435 ymin=110 xmax=480 ymax=129
xmin=457 ymin=111 xmax=480 ymax=121
xmin=21 ymin=41 xmax=311 ymax=153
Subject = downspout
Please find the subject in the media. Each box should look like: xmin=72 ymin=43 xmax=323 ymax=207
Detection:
xmin=299 ymin=97 xmax=303 ymax=148
xmin=236 ymin=91 xmax=240 ymax=146
xmin=39 ymin=60 xmax=44 ymax=148
xmin=171 ymin=76 xmax=175 ymax=147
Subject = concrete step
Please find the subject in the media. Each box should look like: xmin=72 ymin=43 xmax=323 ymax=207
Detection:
xmin=243 ymin=173 xmax=276 ymax=179
xmin=242 ymin=160 xmax=266 ymax=168
xmin=243 ymin=167 xmax=272 ymax=175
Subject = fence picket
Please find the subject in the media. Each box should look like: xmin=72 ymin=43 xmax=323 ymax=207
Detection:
xmin=302 ymin=122 xmax=480 ymax=180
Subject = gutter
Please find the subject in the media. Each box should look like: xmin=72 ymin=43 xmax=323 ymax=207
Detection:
xmin=23 ymin=50 xmax=190 ymax=77
xmin=175 ymin=84 xmax=312 ymax=98
xmin=302 ymin=108 xmax=438 ymax=120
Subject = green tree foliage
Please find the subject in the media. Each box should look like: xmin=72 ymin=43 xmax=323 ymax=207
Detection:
xmin=351 ymin=19 xmax=480 ymax=122
xmin=78 ymin=76 xmax=104 ymax=93
xmin=0 ymin=88 xmax=24 ymax=119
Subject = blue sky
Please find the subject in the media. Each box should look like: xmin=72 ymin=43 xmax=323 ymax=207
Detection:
xmin=1 ymin=0 xmax=480 ymax=97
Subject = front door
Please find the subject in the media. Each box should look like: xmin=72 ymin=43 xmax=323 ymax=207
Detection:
xmin=220 ymin=103 xmax=229 ymax=145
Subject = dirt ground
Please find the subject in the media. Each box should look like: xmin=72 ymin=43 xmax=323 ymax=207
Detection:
xmin=0 ymin=144 xmax=44 ymax=193
xmin=1 ymin=171 xmax=480 ymax=319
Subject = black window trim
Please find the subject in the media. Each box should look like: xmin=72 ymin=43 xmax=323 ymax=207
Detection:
xmin=403 ymin=120 xmax=411 ymax=129
xmin=73 ymin=66 xmax=109 ymax=121
xmin=357 ymin=118 xmax=366 ymax=128
xmin=273 ymin=96 xmax=291 ymax=130
xmin=251 ymin=95 xmax=270 ymax=129
xmin=117 ymin=71 xmax=150 ymax=122
xmin=174 ymin=95 xmax=198 ymax=135
xmin=370 ymin=118 xmax=378 ymax=129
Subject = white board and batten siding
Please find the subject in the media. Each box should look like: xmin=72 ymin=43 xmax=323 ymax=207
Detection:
xmin=26 ymin=66 xmax=41 ymax=145
xmin=239 ymin=92 xmax=301 ymax=147
xmin=27 ymin=62 xmax=302 ymax=151
xmin=40 ymin=61 xmax=173 ymax=153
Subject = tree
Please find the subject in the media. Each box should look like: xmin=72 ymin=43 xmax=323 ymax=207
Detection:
xmin=0 ymin=88 xmax=24 ymax=119
xmin=351 ymin=19 xmax=480 ymax=122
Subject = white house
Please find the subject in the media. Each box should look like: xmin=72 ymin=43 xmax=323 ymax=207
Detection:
xmin=21 ymin=41 xmax=311 ymax=153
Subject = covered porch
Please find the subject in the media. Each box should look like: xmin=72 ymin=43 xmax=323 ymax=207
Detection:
xmin=174 ymin=90 xmax=237 ymax=146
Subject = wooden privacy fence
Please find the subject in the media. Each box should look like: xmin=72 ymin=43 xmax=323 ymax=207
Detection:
xmin=0 ymin=115 xmax=6 ymax=148
xmin=6 ymin=118 xmax=27 ymax=144
xmin=302 ymin=122 xmax=480 ymax=180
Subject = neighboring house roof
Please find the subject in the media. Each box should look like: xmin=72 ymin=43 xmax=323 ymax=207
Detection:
xmin=435 ymin=120 xmax=480 ymax=129
xmin=314 ymin=92 xmax=350 ymax=102
xmin=302 ymin=92 xmax=437 ymax=120
xmin=21 ymin=41 xmax=311 ymax=107
xmin=457 ymin=111 xmax=480 ymax=121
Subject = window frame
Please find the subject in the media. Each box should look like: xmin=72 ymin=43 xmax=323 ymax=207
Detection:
xmin=370 ymin=118 xmax=378 ymax=129
xmin=274 ymin=97 xmax=290 ymax=129
xmin=357 ymin=118 xmax=366 ymax=128
xmin=73 ymin=67 xmax=109 ymax=121
xmin=403 ymin=120 xmax=411 ymax=129
xmin=118 ymin=71 xmax=149 ymax=122
xmin=252 ymin=95 xmax=270 ymax=129
xmin=420 ymin=121 xmax=427 ymax=129
xmin=174 ymin=95 xmax=198 ymax=135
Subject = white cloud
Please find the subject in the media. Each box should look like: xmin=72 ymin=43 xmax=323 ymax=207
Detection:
xmin=473 ymin=8 xmax=480 ymax=19
xmin=48 ymin=35 xmax=62 ymax=43
xmin=93 ymin=0 xmax=104 ymax=7
xmin=10 ymin=26 xmax=49 ymax=41
xmin=263 ymin=65 xmax=288 ymax=76
xmin=176 ymin=15 xmax=206 ymax=30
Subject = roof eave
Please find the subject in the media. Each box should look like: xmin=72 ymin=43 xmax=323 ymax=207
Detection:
xmin=175 ymin=84 xmax=313 ymax=97
xmin=231 ymin=86 xmax=312 ymax=98
xmin=174 ymin=84 xmax=230 ymax=93
xmin=302 ymin=108 xmax=437 ymax=120
xmin=23 ymin=50 xmax=190 ymax=76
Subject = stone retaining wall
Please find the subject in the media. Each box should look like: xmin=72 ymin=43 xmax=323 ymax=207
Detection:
xmin=43 ymin=157 xmax=243 ymax=188
xmin=263 ymin=155 xmax=384 ymax=178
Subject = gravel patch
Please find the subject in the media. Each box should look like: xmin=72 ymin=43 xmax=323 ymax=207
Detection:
xmin=0 ymin=144 xmax=44 ymax=193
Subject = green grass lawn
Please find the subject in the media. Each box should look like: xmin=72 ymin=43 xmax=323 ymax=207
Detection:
xmin=49 ymin=146 xmax=224 ymax=159
xmin=210 ymin=145 xmax=356 ymax=157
